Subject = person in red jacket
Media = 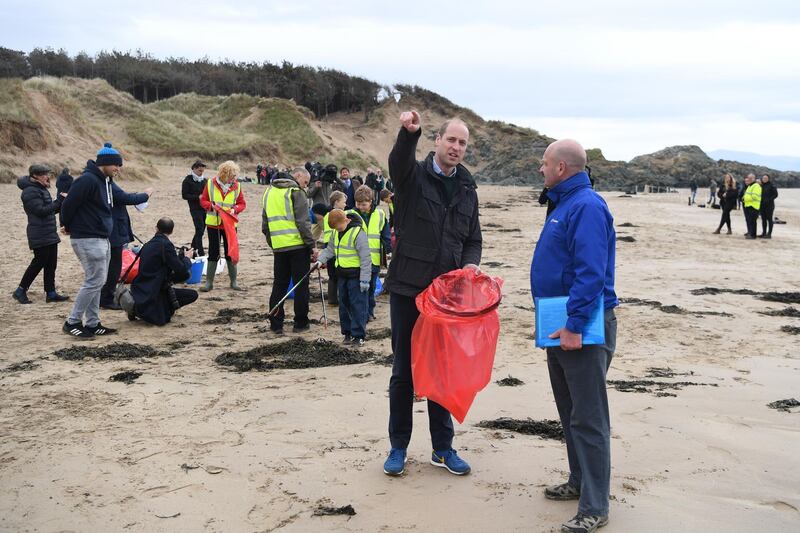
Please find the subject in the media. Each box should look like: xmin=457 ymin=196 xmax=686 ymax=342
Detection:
xmin=199 ymin=160 xmax=246 ymax=291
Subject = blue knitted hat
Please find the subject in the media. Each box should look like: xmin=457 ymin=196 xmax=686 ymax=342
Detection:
xmin=96 ymin=142 xmax=123 ymax=167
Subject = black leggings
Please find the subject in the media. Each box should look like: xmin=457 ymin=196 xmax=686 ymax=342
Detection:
xmin=19 ymin=243 xmax=58 ymax=292
xmin=717 ymin=207 xmax=733 ymax=232
xmin=100 ymin=245 xmax=123 ymax=305
xmin=190 ymin=210 xmax=206 ymax=256
xmin=207 ymin=227 xmax=230 ymax=262
xmin=761 ymin=204 xmax=775 ymax=236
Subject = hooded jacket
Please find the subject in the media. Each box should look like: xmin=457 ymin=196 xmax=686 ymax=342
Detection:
xmin=18 ymin=175 xmax=62 ymax=250
xmin=60 ymin=160 xmax=114 ymax=239
xmin=316 ymin=213 xmax=372 ymax=282
xmin=383 ymin=127 xmax=482 ymax=297
xmin=530 ymin=171 xmax=618 ymax=334
xmin=261 ymin=176 xmax=314 ymax=252
xmin=130 ymin=233 xmax=192 ymax=326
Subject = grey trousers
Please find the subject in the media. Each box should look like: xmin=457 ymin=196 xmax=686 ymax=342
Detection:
xmin=547 ymin=309 xmax=617 ymax=517
xmin=68 ymin=238 xmax=110 ymax=328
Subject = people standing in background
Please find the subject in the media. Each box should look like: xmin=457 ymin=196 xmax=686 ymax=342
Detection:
xmin=99 ymin=182 xmax=152 ymax=309
xmin=181 ymin=160 xmax=208 ymax=257
xmin=713 ymin=174 xmax=737 ymax=235
xmin=13 ymin=164 xmax=69 ymax=304
xmin=366 ymin=166 xmax=386 ymax=208
xmin=708 ymin=178 xmax=718 ymax=206
xmin=742 ymin=173 xmax=761 ymax=240
xmin=340 ymin=167 xmax=356 ymax=209
xmin=689 ymin=178 xmax=698 ymax=205
xmin=759 ymin=174 xmax=778 ymax=239
xmin=199 ymin=160 xmax=247 ymax=291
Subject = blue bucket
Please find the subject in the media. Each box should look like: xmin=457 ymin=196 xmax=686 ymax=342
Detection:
xmin=187 ymin=261 xmax=204 ymax=284
xmin=374 ymin=276 xmax=383 ymax=296
xmin=287 ymin=278 xmax=295 ymax=299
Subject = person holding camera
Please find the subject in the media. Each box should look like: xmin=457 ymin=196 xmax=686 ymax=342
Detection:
xmin=306 ymin=162 xmax=343 ymax=207
xmin=129 ymin=218 xmax=198 ymax=326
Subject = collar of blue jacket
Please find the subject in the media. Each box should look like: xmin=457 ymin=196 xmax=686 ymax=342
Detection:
xmin=546 ymin=171 xmax=591 ymax=204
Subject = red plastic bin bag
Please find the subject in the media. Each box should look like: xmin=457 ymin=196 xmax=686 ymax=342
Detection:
xmin=411 ymin=268 xmax=503 ymax=423
xmin=119 ymin=248 xmax=139 ymax=283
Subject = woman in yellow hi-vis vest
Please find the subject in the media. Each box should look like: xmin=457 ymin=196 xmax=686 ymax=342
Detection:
xmin=199 ymin=161 xmax=247 ymax=291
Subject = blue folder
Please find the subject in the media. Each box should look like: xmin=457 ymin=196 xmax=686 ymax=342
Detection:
xmin=534 ymin=296 xmax=605 ymax=348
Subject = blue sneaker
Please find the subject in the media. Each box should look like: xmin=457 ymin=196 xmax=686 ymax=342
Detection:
xmin=431 ymin=449 xmax=471 ymax=475
xmin=383 ymin=448 xmax=407 ymax=476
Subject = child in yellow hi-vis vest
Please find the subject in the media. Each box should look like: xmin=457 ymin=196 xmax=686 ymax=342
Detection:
xmin=313 ymin=209 xmax=371 ymax=346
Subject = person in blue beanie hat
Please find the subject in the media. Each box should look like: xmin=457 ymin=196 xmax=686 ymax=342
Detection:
xmin=530 ymin=139 xmax=618 ymax=533
xmin=60 ymin=142 xmax=123 ymax=339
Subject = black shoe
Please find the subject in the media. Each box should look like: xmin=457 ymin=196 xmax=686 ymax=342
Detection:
xmin=100 ymin=302 xmax=122 ymax=310
xmin=12 ymin=288 xmax=32 ymax=304
xmin=63 ymin=321 xmax=94 ymax=339
xmin=764 ymin=234 xmax=772 ymax=239
xmin=86 ymin=323 xmax=118 ymax=336
xmin=292 ymin=322 xmax=310 ymax=333
xmin=46 ymin=292 xmax=69 ymax=302
xmin=353 ymin=337 xmax=365 ymax=347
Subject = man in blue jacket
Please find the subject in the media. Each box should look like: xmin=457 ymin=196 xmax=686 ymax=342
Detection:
xmin=530 ymin=139 xmax=618 ymax=533
xmin=99 ymin=182 xmax=152 ymax=309
xmin=59 ymin=143 xmax=124 ymax=339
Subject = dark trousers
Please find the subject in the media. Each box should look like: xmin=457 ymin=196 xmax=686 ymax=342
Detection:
xmin=327 ymin=259 xmax=338 ymax=305
xmin=190 ymin=209 xmax=206 ymax=256
xmin=100 ymin=245 xmax=123 ymax=305
xmin=547 ymin=310 xmax=617 ymax=517
xmin=744 ymin=206 xmax=759 ymax=237
xmin=368 ymin=267 xmax=379 ymax=316
xmin=388 ymin=292 xmax=454 ymax=451
xmin=19 ymin=243 xmax=58 ymax=293
xmin=268 ymin=248 xmax=310 ymax=330
xmin=338 ymin=276 xmax=367 ymax=339
xmin=207 ymin=227 xmax=230 ymax=262
xmin=717 ymin=207 xmax=733 ymax=232
xmin=760 ymin=204 xmax=775 ymax=236
xmin=175 ymin=288 xmax=199 ymax=308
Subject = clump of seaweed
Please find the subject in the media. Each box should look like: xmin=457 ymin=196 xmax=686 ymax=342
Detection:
xmin=54 ymin=343 xmax=170 ymax=361
xmin=215 ymin=338 xmax=377 ymax=372
xmin=476 ymin=418 xmax=564 ymax=440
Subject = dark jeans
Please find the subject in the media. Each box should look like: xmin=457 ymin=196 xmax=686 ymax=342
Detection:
xmin=207 ymin=226 xmax=230 ymax=262
xmin=388 ymin=292 xmax=454 ymax=451
xmin=761 ymin=204 xmax=775 ymax=236
xmin=744 ymin=206 xmax=759 ymax=237
xmin=100 ymin=245 xmax=123 ymax=305
xmin=190 ymin=209 xmax=206 ymax=256
xmin=338 ymin=276 xmax=367 ymax=339
xmin=717 ymin=207 xmax=733 ymax=232
xmin=174 ymin=288 xmax=199 ymax=308
xmin=327 ymin=258 xmax=338 ymax=305
xmin=547 ymin=309 xmax=617 ymax=517
xmin=268 ymin=248 xmax=310 ymax=330
xmin=19 ymin=243 xmax=58 ymax=293
xmin=368 ymin=267 xmax=379 ymax=316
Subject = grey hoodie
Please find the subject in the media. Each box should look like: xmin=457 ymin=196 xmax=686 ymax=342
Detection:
xmin=316 ymin=214 xmax=372 ymax=283
xmin=261 ymin=177 xmax=314 ymax=252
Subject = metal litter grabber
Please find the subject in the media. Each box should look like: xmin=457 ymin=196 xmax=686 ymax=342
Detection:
xmin=317 ymin=268 xmax=328 ymax=330
xmin=267 ymin=263 xmax=320 ymax=317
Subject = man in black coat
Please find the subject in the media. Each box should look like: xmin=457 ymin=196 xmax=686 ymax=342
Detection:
xmin=759 ymin=174 xmax=779 ymax=238
xmin=13 ymin=164 xmax=69 ymax=304
xmin=181 ymin=160 xmax=208 ymax=256
xmin=382 ymin=110 xmax=482 ymax=477
xmin=130 ymin=218 xmax=198 ymax=326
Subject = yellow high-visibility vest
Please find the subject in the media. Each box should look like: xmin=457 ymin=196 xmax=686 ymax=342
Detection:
xmin=362 ymin=209 xmax=387 ymax=266
xmin=322 ymin=213 xmax=333 ymax=245
xmin=262 ymin=186 xmax=303 ymax=250
xmin=743 ymin=182 xmax=762 ymax=210
xmin=205 ymin=180 xmax=239 ymax=227
xmin=334 ymin=224 xmax=363 ymax=269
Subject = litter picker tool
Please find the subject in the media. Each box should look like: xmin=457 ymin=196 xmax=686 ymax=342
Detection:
xmin=267 ymin=263 xmax=320 ymax=317
xmin=317 ymin=268 xmax=328 ymax=329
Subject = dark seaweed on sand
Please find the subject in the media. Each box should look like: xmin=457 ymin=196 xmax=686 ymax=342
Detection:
xmin=2 ymin=360 xmax=40 ymax=372
xmin=369 ymin=327 xmax=393 ymax=340
xmin=780 ymin=325 xmax=800 ymax=335
xmin=767 ymin=398 xmax=800 ymax=412
xmin=608 ymin=379 xmax=717 ymax=395
xmin=691 ymin=287 xmax=800 ymax=305
xmin=54 ymin=343 xmax=170 ymax=361
xmin=619 ymin=297 xmax=732 ymax=317
xmin=759 ymin=307 xmax=800 ymax=318
xmin=476 ymin=418 xmax=564 ymax=440
xmin=109 ymin=371 xmax=142 ymax=384
xmin=215 ymin=338 xmax=377 ymax=372
xmin=496 ymin=376 xmax=525 ymax=386
xmin=618 ymin=222 xmax=640 ymax=227
xmin=313 ymin=504 xmax=356 ymax=517
xmin=205 ymin=307 xmax=271 ymax=324
xmin=618 ymin=236 xmax=636 ymax=242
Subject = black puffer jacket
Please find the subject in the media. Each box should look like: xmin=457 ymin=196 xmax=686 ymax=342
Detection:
xmin=761 ymin=181 xmax=778 ymax=208
xmin=18 ymin=176 xmax=61 ymax=250
xmin=384 ymin=127 xmax=482 ymax=297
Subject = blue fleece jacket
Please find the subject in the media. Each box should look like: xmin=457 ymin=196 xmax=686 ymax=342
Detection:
xmin=59 ymin=160 xmax=114 ymax=239
xmin=530 ymin=171 xmax=618 ymax=333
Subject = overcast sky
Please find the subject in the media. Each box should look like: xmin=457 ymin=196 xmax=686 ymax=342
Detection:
xmin=3 ymin=0 xmax=799 ymax=161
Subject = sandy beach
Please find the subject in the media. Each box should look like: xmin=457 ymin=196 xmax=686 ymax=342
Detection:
xmin=1 ymin=175 xmax=798 ymax=532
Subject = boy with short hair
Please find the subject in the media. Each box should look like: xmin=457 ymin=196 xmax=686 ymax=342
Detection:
xmin=354 ymin=185 xmax=391 ymax=320
xmin=314 ymin=209 xmax=371 ymax=346
xmin=379 ymin=188 xmax=394 ymax=230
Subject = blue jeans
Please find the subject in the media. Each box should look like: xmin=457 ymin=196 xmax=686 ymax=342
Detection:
xmin=338 ymin=277 xmax=367 ymax=339
xmin=546 ymin=309 xmax=617 ymax=516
